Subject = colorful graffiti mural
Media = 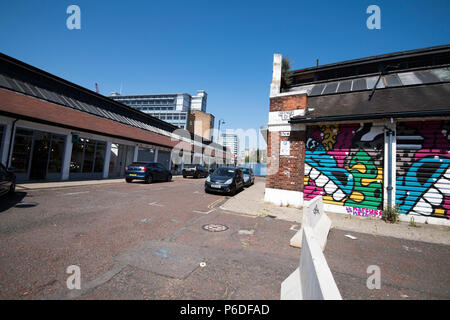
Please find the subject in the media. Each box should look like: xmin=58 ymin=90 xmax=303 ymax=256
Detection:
xmin=304 ymin=123 xmax=384 ymax=211
xmin=396 ymin=121 xmax=450 ymax=219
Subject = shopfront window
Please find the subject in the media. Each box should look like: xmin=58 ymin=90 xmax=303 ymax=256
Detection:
xmin=0 ymin=125 xmax=4 ymax=162
xmin=48 ymin=135 xmax=65 ymax=173
xmin=94 ymin=142 xmax=106 ymax=173
xmin=70 ymin=138 xmax=106 ymax=174
xmin=11 ymin=128 xmax=33 ymax=173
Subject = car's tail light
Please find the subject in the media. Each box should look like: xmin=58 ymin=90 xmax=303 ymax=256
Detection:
xmin=140 ymin=167 xmax=146 ymax=172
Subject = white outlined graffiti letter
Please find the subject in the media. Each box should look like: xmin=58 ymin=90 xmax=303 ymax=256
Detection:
xmin=66 ymin=5 xmax=81 ymax=30
xmin=366 ymin=5 xmax=381 ymax=30
xmin=66 ymin=265 xmax=81 ymax=290
xmin=366 ymin=265 xmax=381 ymax=289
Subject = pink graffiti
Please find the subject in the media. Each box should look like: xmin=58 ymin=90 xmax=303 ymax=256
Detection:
xmin=329 ymin=124 xmax=359 ymax=168
xmin=345 ymin=206 xmax=382 ymax=218
xmin=405 ymin=121 xmax=450 ymax=160
xmin=304 ymin=179 xmax=325 ymax=201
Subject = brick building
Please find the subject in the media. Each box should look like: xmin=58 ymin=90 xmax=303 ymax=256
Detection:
xmin=265 ymin=45 xmax=450 ymax=225
xmin=187 ymin=110 xmax=215 ymax=141
xmin=0 ymin=53 xmax=232 ymax=182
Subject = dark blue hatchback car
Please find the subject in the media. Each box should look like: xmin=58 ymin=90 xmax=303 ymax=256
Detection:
xmin=125 ymin=162 xmax=172 ymax=184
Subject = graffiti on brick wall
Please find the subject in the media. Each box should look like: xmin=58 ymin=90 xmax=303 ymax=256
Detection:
xmin=396 ymin=121 xmax=450 ymax=218
xmin=304 ymin=123 xmax=384 ymax=210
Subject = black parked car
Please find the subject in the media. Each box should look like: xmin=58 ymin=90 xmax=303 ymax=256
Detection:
xmin=205 ymin=166 xmax=244 ymax=195
xmin=182 ymin=164 xmax=209 ymax=178
xmin=0 ymin=163 xmax=16 ymax=196
xmin=125 ymin=162 xmax=172 ymax=184
xmin=238 ymin=167 xmax=255 ymax=187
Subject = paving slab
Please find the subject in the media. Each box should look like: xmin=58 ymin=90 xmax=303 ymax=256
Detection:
xmin=114 ymin=240 xmax=204 ymax=279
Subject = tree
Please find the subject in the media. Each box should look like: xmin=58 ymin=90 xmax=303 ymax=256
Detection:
xmin=281 ymin=57 xmax=293 ymax=91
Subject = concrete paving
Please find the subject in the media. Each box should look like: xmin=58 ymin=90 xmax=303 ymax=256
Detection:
xmin=221 ymin=178 xmax=450 ymax=246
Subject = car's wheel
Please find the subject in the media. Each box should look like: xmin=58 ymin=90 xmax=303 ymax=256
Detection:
xmin=9 ymin=181 xmax=15 ymax=194
xmin=166 ymin=174 xmax=172 ymax=182
xmin=229 ymin=186 xmax=236 ymax=196
xmin=125 ymin=178 xmax=133 ymax=183
xmin=145 ymin=174 xmax=153 ymax=184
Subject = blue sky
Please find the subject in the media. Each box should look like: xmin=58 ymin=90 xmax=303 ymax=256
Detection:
xmin=1 ymin=0 xmax=449 ymax=150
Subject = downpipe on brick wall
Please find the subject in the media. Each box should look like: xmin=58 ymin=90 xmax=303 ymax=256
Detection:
xmin=385 ymin=125 xmax=394 ymax=209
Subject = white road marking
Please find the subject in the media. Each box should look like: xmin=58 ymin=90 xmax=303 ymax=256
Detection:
xmin=193 ymin=209 xmax=215 ymax=215
xmin=62 ymin=191 xmax=90 ymax=196
xmin=149 ymin=202 xmax=164 ymax=207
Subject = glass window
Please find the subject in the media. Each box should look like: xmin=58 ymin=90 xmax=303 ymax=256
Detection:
xmin=48 ymin=135 xmax=65 ymax=173
xmin=11 ymin=128 xmax=33 ymax=173
xmin=82 ymin=140 xmax=95 ymax=173
xmin=94 ymin=142 xmax=106 ymax=173
xmin=0 ymin=125 xmax=4 ymax=161
xmin=70 ymin=140 xmax=84 ymax=173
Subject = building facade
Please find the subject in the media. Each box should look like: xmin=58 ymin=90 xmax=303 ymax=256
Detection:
xmin=0 ymin=53 xmax=232 ymax=182
xmin=220 ymin=133 xmax=239 ymax=160
xmin=187 ymin=110 xmax=215 ymax=141
xmin=109 ymin=90 xmax=207 ymax=129
xmin=265 ymin=45 xmax=450 ymax=225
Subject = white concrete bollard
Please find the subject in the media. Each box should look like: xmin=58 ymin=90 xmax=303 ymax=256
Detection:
xmin=290 ymin=195 xmax=332 ymax=251
xmin=281 ymin=226 xmax=342 ymax=300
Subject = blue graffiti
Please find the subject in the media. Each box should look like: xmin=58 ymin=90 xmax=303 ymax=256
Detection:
xmin=305 ymin=145 xmax=354 ymax=196
xmin=396 ymin=157 xmax=450 ymax=214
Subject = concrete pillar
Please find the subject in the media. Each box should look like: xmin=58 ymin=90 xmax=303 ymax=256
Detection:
xmin=270 ymin=54 xmax=282 ymax=96
xmin=1 ymin=122 xmax=12 ymax=166
xmin=133 ymin=145 xmax=139 ymax=162
xmin=103 ymin=141 xmax=112 ymax=179
xmin=168 ymin=150 xmax=172 ymax=171
xmin=61 ymin=134 xmax=73 ymax=180
xmin=154 ymin=149 xmax=159 ymax=163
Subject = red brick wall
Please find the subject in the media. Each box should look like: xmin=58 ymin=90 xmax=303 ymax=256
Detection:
xmin=266 ymin=93 xmax=307 ymax=192
xmin=269 ymin=94 xmax=307 ymax=112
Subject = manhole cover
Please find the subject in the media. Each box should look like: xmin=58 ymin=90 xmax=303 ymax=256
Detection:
xmin=15 ymin=202 xmax=38 ymax=208
xmin=202 ymin=224 xmax=229 ymax=232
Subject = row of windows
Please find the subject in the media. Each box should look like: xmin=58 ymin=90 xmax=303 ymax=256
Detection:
xmin=135 ymin=106 xmax=175 ymax=111
xmin=117 ymin=99 xmax=175 ymax=106
xmin=153 ymin=114 xmax=187 ymax=121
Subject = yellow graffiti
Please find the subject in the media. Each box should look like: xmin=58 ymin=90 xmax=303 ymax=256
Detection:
xmin=362 ymin=167 xmax=383 ymax=186
xmin=434 ymin=209 xmax=445 ymax=215
xmin=319 ymin=125 xmax=338 ymax=151
xmin=323 ymin=195 xmax=346 ymax=206
xmin=349 ymin=191 xmax=365 ymax=203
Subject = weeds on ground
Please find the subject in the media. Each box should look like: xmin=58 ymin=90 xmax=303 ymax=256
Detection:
xmin=409 ymin=216 xmax=421 ymax=228
xmin=382 ymin=205 xmax=400 ymax=223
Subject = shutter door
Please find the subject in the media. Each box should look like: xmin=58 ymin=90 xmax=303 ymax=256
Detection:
xmin=304 ymin=123 xmax=384 ymax=213
xmin=396 ymin=121 xmax=450 ymax=218
xmin=158 ymin=150 xmax=171 ymax=170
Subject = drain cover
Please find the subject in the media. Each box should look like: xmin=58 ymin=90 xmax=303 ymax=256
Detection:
xmin=202 ymin=224 xmax=229 ymax=232
xmin=15 ymin=202 xmax=38 ymax=208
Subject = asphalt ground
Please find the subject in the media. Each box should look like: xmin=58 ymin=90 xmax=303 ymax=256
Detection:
xmin=0 ymin=177 xmax=448 ymax=300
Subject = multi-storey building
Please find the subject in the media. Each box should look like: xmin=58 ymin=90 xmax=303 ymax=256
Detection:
xmin=109 ymin=90 xmax=208 ymax=130
xmin=220 ymin=133 xmax=239 ymax=159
